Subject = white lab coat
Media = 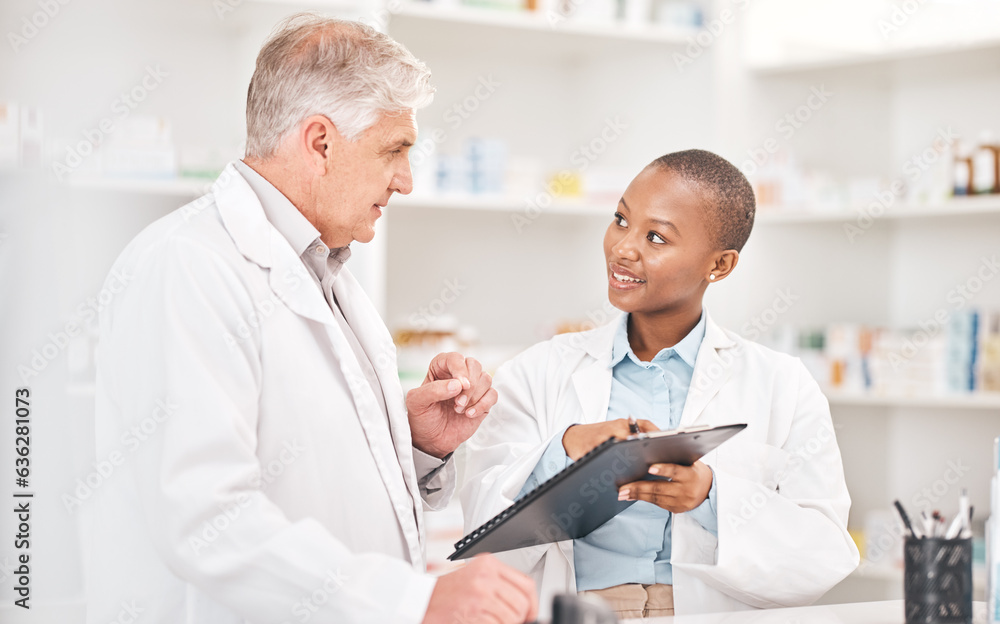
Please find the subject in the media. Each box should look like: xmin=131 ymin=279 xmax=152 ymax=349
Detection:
xmin=87 ymin=163 xmax=452 ymax=624
xmin=460 ymin=313 xmax=859 ymax=616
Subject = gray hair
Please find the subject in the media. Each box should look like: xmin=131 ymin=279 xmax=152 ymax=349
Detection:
xmin=245 ymin=13 xmax=434 ymax=159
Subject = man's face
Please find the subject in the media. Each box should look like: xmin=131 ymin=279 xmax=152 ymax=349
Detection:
xmin=313 ymin=110 xmax=417 ymax=248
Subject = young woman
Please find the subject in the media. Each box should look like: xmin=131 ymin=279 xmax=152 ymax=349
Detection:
xmin=460 ymin=150 xmax=859 ymax=619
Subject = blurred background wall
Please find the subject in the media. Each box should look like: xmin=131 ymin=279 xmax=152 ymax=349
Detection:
xmin=1 ymin=0 xmax=999 ymax=620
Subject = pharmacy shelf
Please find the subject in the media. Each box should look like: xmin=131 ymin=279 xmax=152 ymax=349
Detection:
xmin=392 ymin=192 xmax=612 ymax=215
xmin=60 ymin=174 xmax=1000 ymax=225
xmin=388 ymin=2 xmax=698 ymax=45
xmin=748 ymin=34 xmax=1000 ymax=76
xmin=756 ymin=195 xmax=1000 ymax=225
xmin=65 ymin=176 xmax=213 ymax=197
xmin=826 ymin=391 xmax=1000 ymax=410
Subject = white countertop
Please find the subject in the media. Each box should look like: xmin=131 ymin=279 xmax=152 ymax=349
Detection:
xmin=626 ymin=601 xmax=986 ymax=624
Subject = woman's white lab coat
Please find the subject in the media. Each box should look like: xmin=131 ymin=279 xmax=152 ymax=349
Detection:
xmin=87 ymin=164 xmax=451 ymax=624
xmin=460 ymin=313 xmax=859 ymax=615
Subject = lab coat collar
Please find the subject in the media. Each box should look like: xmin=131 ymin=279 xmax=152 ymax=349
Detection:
xmin=232 ymin=159 xmax=321 ymax=258
xmin=571 ymin=310 xmax=737 ymax=428
xmin=213 ymin=162 xmax=334 ymax=328
xmin=212 ymin=162 xmax=426 ymax=566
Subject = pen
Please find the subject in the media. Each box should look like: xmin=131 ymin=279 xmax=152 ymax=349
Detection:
xmin=628 ymin=415 xmax=640 ymax=435
xmin=894 ymin=500 xmax=917 ymax=538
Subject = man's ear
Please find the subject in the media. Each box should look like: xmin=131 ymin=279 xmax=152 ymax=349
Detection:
xmin=708 ymin=250 xmax=740 ymax=282
xmin=298 ymin=114 xmax=337 ymax=175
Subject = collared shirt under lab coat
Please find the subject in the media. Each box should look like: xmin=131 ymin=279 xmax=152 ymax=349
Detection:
xmin=518 ymin=311 xmax=718 ymax=590
xmin=86 ymin=161 xmax=454 ymax=624
xmin=233 ymin=160 xmax=447 ymax=490
xmin=460 ymin=312 xmax=859 ymax=618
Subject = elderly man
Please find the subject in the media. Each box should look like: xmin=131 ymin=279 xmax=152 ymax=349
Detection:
xmin=87 ymin=14 xmax=537 ymax=624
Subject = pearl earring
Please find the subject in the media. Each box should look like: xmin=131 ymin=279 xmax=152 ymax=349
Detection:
xmin=709 ymin=274 xmax=716 ymax=281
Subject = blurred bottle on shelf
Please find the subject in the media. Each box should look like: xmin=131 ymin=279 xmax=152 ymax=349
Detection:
xmin=755 ymin=308 xmax=1000 ymax=398
xmin=973 ymin=131 xmax=1000 ymax=195
xmin=0 ymin=101 xmax=44 ymax=170
xmin=980 ymin=312 xmax=1000 ymax=392
xmin=953 ymin=140 xmax=974 ymax=196
xmin=652 ymin=0 xmax=702 ymax=27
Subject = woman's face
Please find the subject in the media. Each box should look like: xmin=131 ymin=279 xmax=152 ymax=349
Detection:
xmin=603 ymin=166 xmax=719 ymax=316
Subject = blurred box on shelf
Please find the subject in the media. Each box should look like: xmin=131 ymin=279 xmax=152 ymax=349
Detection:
xmin=102 ymin=115 xmax=176 ymax=179
xmin=0 ymin=102 xmax=44 ymax=170
xmin=749 ymin=126 xmax=1000 ymax=216
xmin=0 ymin=102 xmax=19 ymax=169
xmin=584 ymin=166 xmax=632 ymax=201
xmin=19 ymin=106 xmax=43 ymax=169
xmin=652 ymin=0 xmax=702 ymax=28
xmin=465 ymin=137 xmax=506 ymax=194
xmin=757 ymin=308 xmax=1000 ymax=399
xmin=178 ymin=145 xmax=235 ymax=181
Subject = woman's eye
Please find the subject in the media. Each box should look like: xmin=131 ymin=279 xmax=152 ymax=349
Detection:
xmin=648 ymin=232 xmax=666 ymax=244
xmin=614 ymin=212 xmax=628 ymax=227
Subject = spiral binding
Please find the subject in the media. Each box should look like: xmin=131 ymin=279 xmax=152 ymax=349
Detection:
xmin=454 ymin=436 xmax=619 ymax=552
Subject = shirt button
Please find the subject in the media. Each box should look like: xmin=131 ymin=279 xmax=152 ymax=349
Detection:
xmin=314 ymin=246 xmax=326 ymax=256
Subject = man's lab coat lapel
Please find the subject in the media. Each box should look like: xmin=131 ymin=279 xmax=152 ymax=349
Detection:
xmin=212 ymin=164 xmax=424 ymax=566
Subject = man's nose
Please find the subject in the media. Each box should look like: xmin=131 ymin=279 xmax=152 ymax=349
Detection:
xmin=392 ymin=160 xmax=414 ymax=195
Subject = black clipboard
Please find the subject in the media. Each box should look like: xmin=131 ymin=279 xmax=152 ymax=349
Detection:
xmin=450 ymin=422 xmax=747 ymax=560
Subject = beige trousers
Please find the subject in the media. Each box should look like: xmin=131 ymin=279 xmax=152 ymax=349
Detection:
xmin=578 ymin=583 xmax=675 ymax=619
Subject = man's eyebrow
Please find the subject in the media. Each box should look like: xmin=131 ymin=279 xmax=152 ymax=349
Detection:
xmin=383 ymin=137 xmax=415 ymax=150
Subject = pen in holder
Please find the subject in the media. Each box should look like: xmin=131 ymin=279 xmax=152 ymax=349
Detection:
xmin=904 ymin=536 xmax=973 ymax=624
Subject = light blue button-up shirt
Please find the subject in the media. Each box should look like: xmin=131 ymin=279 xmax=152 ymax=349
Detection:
xmin=517 ymin=312 xmax=718 ymax=591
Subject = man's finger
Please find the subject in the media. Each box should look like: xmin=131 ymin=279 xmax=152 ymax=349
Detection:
xmin=464 ymin=383 xmax=497 ymax=419
xmin=429 ymin=352 xmax=472 ymax=388
xmin=496 ymin=565 xmax=538 ymax=621
xmin=454 ymin=357 xmax=483 ymax=413
xmin=407 ymin=378 xmax=463 ymax=412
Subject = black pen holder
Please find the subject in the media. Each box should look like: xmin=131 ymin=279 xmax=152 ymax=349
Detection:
xmin=903 ymin=536 xmax=973 ymax=624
